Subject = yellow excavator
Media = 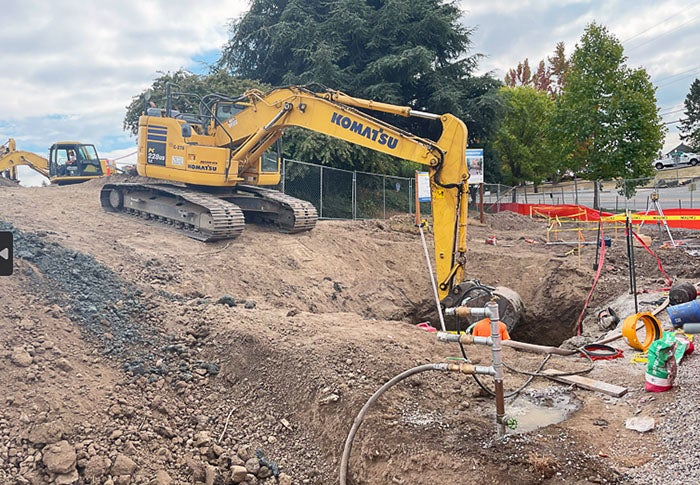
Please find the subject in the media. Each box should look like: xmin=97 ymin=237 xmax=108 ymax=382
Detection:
xmin=0 ymin=138 xmax=111 ymax=185
xmin=101 ymin=84 xmax=471 ymax=302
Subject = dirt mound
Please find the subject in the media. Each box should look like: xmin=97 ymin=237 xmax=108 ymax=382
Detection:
xmin=0 ymin=182 xmax=697 ymax=484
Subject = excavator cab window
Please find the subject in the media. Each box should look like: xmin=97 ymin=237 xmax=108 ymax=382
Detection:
xmin=261 ymin=139 xmax=282 ymax=173
xmin=215 ymin=103 xmax=245 ymax=123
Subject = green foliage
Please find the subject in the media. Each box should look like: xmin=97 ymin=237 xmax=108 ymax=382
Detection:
xmin=490 ymin=86 xmax=555 ymax=186
xmin=679 ymin=78 xmax=700 ymax=151
xmin=218 ymin=0 xmax=502 ymax=172
xmin=122 ymin=70 xmax=266 ymax=136
xmin=552 ymin=23 xmax=663 ymax=201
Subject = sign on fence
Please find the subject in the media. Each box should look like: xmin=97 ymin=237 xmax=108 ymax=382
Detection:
xmin=416 ymin=171 xmax=431 ymax=202
xmin=466 ymin=149 xmax=484 ymax=185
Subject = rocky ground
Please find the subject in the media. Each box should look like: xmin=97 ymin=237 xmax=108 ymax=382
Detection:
xmin=0 ymin=176 xmax=699 ymax=484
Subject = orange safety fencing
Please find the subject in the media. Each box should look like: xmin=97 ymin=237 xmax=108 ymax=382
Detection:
xmin=493 ymin=203 xmax=700 ymax=231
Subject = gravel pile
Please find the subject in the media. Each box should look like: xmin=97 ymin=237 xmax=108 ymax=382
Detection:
xmin=622 ymin=349 xmax=700 ymax=484
xmin=0 ymin=221 xmax=220 ymax=383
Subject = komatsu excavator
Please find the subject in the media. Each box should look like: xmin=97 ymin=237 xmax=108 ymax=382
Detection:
xmin=0 ymin=138 xmax=110 ymax=185
xmin=101 ymin=84 xmax=474 ymax=302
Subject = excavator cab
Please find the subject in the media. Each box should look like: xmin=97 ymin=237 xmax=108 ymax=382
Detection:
xmin=49 ymin=142 xmax=105 ymax=185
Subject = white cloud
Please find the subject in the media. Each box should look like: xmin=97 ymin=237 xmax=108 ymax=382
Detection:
xmin=461 ymin=0 xmax=700 ymax=153
xmin=3 ymin=0 xmax=699 ymax=186
xmin=0 ymin=0 xmax=248 ymax=151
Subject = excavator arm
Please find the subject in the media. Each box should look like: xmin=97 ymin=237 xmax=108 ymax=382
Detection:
xmin=214 ymin=86 xmax=470 ymax=299
xmin=126 ymin=85 xmax=470 ymax=299
xmin=0 ymin=138 xmax=50 ymax=179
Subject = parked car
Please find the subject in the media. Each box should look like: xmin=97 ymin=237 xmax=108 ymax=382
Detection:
xmin=653 ymin=152 xmax=700 ymax=169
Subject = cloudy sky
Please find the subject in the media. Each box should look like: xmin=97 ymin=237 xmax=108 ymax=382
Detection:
xmin=3 ymin=0 xmax=699 ymax=185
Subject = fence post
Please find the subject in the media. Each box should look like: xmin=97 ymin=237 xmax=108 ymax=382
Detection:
xmin=320 ymin=165 xmax=324 ymax=219
xmin=352 ymin=171 xmax=357 ymax=220
xmin=281 ymin=158 xmax=286 ymax=194
xmin=383 ymin=174 xmax=387 ymax=219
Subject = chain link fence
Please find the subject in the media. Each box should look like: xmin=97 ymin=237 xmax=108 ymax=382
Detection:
xmin=279 ymin=159 xmax=700 ymax=220
xmin=280 ymin=159 xmax=426 ymax=219
xmin=483 ymin=169 xmax=700 ymax=213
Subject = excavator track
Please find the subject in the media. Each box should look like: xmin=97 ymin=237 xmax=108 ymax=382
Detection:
xmin=228 ymin=185 xmax=318 ymax=233
xmin=100 ymin=183 xmax=245 ymax=241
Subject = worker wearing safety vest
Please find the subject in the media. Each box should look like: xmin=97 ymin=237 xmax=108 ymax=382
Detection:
xmin=472 ymin=318 xmax=510 ymax=340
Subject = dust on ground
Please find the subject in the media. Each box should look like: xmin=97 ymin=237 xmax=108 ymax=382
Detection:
xmin=0 ymin=177 xmax=698 ymax=484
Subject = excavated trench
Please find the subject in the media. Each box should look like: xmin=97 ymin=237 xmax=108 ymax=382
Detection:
xmin=411 ymin=288 xmax=585 ymax=347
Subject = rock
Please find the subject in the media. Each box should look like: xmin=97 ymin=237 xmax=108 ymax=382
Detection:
xmin=55 ymin=469 xmax=79 ymax=485
xmin=84 ymin=455 xmax=111 ymax=480
xmin=111 ymin=454 xmax=138 ymax=476
xmin=257 ymin=466 xmax=273 ymax=479
xmin=194 ymin=430 xmax=211 ymax=447
xmin=625 ymin=416 xmax=655 ymax=433
xmin=278 ymin=473 xmax=293 ymax=485
xmin=231 ymin=465 xmax=248 ymax=483
xmin=244 ymin=457 xmax=260 ymax=475
xmin=27 ymin=420 xmax=65 ymax=445
xmin=319 ymin=393 xmax=340 ymax=405
xmin=55 ymin=358 xmax=74 ymax=372
xmin=150 ymin=470 xmax=173 ymax=485
xmin=10 ymin=347 xmax=33 ymax=367
xmin=217 ymin=295 xmax=237 ymax=307
xmin=42 ymin=440 xmax=77 ymax=474
xmin=205 ymin=465 xmax=217 ymax=485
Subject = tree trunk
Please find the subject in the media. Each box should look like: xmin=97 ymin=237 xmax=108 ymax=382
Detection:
xmin=593 ymin=180 xmax=600 ymax=210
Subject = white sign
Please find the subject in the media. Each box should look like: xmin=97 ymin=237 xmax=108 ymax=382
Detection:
xmin=466 ymin=148 xmax=484 ymax=185
xmin=416 ymin=171 xmax=431 ymax=202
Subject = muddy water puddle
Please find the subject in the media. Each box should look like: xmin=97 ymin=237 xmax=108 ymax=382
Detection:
xmin=506 ymin=386 xmax=581 ymax=433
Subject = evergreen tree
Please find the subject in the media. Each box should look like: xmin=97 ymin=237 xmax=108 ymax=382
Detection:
xmin=679 ymin=78 xmax=700 ymax=151
xmin=218 ymin=0 xmax=501 ymax=173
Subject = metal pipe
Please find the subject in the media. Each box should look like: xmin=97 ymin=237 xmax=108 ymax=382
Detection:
xmin=437 ymin=332 xmax=491 ymax=346
xmin=444 ymin=305 xmax=490 ymax=319
xmin=408 ymin=109 xmax=441 ymax=120
xmin=487 ymin=300 xmax=506 ymax=437
xmin=419 ymin=224 xmax=447 ymax=331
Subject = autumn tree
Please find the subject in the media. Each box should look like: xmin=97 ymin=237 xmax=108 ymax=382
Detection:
xmin=504 ymin=43 xmax=568 ymax=98
xmin=679 ymin=78 xmax=700 ymax=151
xmin=552 ymin=23 xmax=663 ymax=207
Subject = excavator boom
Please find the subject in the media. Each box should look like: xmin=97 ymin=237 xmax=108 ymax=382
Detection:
xmin=102 ymin=85 xmax=470 ymax=298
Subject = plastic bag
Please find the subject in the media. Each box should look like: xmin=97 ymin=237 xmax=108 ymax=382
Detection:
xmin=645 ymin=332 xmax=677 ymax=392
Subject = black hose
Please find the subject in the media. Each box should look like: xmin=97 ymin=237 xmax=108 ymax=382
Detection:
xmin=339 ymin=364 xmax=447 ymax=485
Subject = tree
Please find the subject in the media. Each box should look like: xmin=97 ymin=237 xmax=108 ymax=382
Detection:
xmin=218 ymin=0 xmax=501 ymax=173
xmin=504 ymin=43 xmax=568 ymax=98
xmin=123 ymin=70 xmax=265 ymax=136
xmin=490 ymin=86 xmax=555 ymax=187
xmin=679 ymin=78 xmax=700 ymax=151
xmin=552 ymin=23 xmax=663 ymax=208
xmin=547 ymin=41 xmax=569 ymax=96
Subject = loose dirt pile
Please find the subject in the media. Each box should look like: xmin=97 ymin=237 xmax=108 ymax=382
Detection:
xmin=0 ymin=178 xmax=698 ymax=484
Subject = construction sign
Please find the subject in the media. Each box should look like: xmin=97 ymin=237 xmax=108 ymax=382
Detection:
xmin=466 ymin=149 xmax=484 ymax=185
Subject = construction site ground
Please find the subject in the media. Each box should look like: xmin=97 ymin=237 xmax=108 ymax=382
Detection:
xmin=1 ymin=175 xmax=699 ymax=484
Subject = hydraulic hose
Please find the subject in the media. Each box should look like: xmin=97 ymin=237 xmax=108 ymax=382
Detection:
xmin=339 ymin=363 xmax=448 ymax=485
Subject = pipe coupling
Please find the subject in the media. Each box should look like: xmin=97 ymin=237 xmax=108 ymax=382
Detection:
xmin=444 ymin=306 xmax=491 ymax=318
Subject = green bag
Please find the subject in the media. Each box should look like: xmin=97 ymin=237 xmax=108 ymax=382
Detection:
xmin=645 ymin=332 xmax=677 ymax=392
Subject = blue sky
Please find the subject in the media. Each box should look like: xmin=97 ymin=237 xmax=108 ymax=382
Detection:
xmin=3 ymin=0 xmax=699 ymax=186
